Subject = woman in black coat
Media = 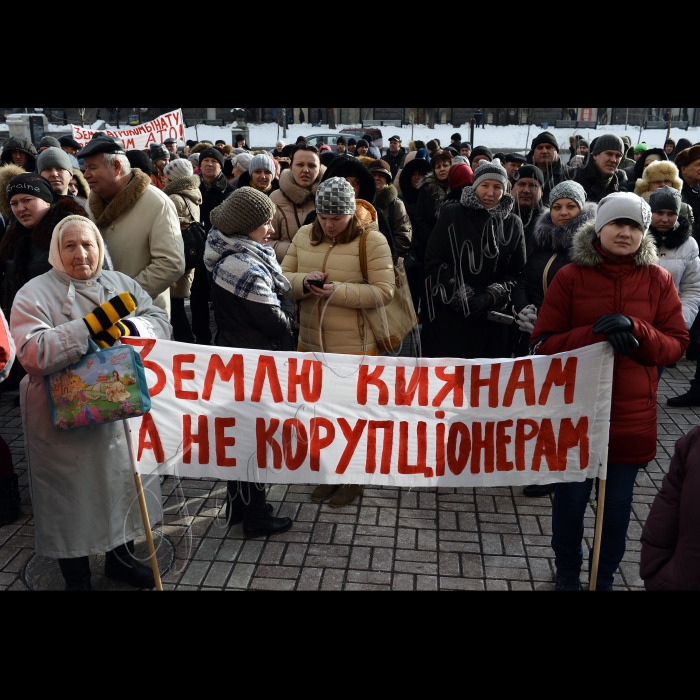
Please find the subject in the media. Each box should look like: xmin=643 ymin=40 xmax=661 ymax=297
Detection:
xmin=399 ymin=158 xmax=432 ymax=229
xmin=512 ymin=181 xmax=597 ymax=358
xmin=423 ymin=162 xmax=526 ymax=359
xmin=204 ymin=187 xmax=294 ymax=538
xmin=0 ymin=173 xmax=86 ymax=314
xmin=414 ymin=150 xmax=454 ymax=262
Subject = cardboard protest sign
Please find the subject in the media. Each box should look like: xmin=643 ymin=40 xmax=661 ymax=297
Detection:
xmin=71 ymin=109 xmax=185 ymax=150
xmin=124 ymin=339 xmax=614 ymax=488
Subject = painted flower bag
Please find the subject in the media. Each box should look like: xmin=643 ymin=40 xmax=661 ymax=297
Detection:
xmin=45 ymin=340 xmax=151 ymax=432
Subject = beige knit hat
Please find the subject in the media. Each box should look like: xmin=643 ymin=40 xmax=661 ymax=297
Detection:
xmin=210 ymin=187 xmax=276 ymax=236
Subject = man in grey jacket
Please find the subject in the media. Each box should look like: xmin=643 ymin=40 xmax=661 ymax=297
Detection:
xmin=81 ymin=138 xmax=185 ymax=317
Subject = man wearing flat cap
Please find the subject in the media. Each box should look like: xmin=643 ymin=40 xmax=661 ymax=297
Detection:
xmin=59 ymin=135 xmax=82 ymax=157
xmin=505 ymin=153 xmax=527 ymax=185
xmin=164 ymin=138 xmax=180 ymax=160
xmin=81 ymin=138 xmax=185 ymax=316
xmin=384 ymin=136 xmax=407 ymax=180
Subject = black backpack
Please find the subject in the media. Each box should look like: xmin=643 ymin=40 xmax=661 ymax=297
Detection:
xmin=177 ymin=195 xmax=207 ymax=269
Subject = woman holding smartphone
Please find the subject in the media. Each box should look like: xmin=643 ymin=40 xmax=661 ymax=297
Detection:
xmin=282 ymin=178 xmax=396 ymax=507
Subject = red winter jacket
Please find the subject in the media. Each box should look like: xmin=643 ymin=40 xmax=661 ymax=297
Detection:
xmin=641 ymin=427 xmax=700 ymax=590
xmin=532 ymin=220 xmax=689 ymax=465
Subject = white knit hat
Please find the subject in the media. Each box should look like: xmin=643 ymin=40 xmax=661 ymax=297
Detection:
xmin=164 ymin=158 xmax=194 ymax=181
xmin=233 ymin=153 xmax=253 ymax=173
xmin=595 ymin=193 xmax=652 ymax=235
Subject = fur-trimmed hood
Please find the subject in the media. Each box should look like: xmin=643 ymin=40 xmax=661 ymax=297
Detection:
xmin=164 ymin=175 xmax=203 ymax=201
xmin=375 ymin=184 xmax=398 ymax=210
xmin=533 ymin=202 xmax=598 ymax=253
xmin=0 ymin=163 xmax=26 ymax=221
xmin=71 ymin=168 xmax=90 ymax=200
xmin=88 ymin=169 xmax=152 ymax=230
xmin=278 ymin=166 xmax=326 ymax=205
xmin=634 ymin=160 xmax=684 ymax=200
xmin=460 ymin=185 xmax=515 ymax=220
xmin=571 ymin=219 xmax=658 ymax=269
xmin=650 ymin=216 xmax=692 ymax=251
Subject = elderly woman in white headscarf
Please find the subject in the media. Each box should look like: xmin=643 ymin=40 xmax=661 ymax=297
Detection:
xmin=10 ymin=215 xmax=171 ymax=591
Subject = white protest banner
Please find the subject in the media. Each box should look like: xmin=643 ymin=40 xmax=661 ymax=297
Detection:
xmin=71 ymin=109 xmax=185 ymax=150
xmin=124 ymin=339 xmax=614 ymax=488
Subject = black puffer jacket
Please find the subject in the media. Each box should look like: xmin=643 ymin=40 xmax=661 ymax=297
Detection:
xmin=422 ymin=187 xmax=526 ymax=359
xmin=539 ymin=158 xmax=568 ymax=201
xmin=0 ymin=137 xmax=38 ymax=172
xmin=398 ymin=159 xmax=432 ymax=229
xmin=571 ymin=156 xmax=628 ymax=203
xmin=212 ymin=282 xmax=295 ymax=351
xmin=0 ymin=196 xmax=87 ymax=311
xmin=199 ymin=172 xmax=236 ymax=230
xmin=682 ymin=180 xmax=700 ymax=240
xmin=384 ymin=147 xmax=407 ymax=179
xmin=415 ymin=173 xmax=449 ymax=260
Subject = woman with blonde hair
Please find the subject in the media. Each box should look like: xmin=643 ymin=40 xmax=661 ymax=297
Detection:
xmin=282 ymin=177 xmax=395 ymax=507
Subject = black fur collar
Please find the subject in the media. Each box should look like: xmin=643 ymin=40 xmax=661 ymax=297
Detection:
xmin=650 ymin=216 xmax=692 ymax=251
xmin=532 ymin=203 xmax=598 ymax=253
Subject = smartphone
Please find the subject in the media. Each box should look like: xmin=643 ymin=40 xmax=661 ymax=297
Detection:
xmin=487 ymin=311 xmax=515 ymax=325
xmin=307 ymin=279 xmax=325 ymax=289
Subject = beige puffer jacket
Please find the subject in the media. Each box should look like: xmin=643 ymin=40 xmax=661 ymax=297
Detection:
xmin=165 ymin=176 xmax=202 ymax=299
xmin=270 ymin=167 xmax=325 ymax=263
xmin=282 ymin=201 xmax=396 ymax=355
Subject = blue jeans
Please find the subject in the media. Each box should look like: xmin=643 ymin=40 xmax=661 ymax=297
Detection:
xmin=552 ymin=464 xmax=642 ymax=588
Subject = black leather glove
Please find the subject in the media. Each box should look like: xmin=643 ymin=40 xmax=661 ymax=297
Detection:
xmin=606 ymin=332 xmax=640 ymax=357
xmin=468 ymin=292 xmax=496 ymax=315
xmin=593 ymin=314 xmax=633 ymax=336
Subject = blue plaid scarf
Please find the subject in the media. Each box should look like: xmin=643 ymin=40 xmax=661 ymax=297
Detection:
xmin=204 ymin=229 xmax=291 ymax=306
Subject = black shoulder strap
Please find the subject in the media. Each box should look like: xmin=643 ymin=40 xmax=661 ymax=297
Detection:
xmin=389 ymin=199 xmax=396 ymax=232
xmin=178 ymin=194 xmax=197 ymax=223
xmin=293 ymin=204 xmax=302 ymax=231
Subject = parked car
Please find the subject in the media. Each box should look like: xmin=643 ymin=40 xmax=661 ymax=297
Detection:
xmin=304 ymin=134 xmax=352 ymax=152
xmin=339 ymin=128 xmax=383 ymax=151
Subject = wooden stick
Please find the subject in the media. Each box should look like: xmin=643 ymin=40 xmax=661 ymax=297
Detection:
xmin=589 ymin=479 xmax=608 ymax=592
xmin=125 ymin=422 xmax=163 ymax=592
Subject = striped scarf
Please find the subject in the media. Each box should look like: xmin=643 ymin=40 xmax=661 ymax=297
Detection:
xmin=204 ymin=229 xmax=291 ymax=306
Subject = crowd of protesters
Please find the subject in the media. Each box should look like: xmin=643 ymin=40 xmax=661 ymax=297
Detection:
xmin=0 ymin=122 xmax=699 ymax=592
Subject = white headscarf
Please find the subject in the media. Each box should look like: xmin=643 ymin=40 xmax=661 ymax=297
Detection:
xmin=48 ymin=215 xmax=106 ymax=278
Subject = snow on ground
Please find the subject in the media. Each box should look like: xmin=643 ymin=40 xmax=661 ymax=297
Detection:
xmin=3 ymin=119 xmax=697 ymax=153
xmin=185 ymin=122 xmax=699 ymax=153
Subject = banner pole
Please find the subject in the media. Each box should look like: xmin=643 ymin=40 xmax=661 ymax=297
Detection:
xmin=124 ymin=421 xmax=164 ymax=592
xmin=588 ymin=478 xmax=608 ymax=592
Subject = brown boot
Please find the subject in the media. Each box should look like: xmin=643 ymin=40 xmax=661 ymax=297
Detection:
xmin=312 ymin=484 xmax=338 ymax=503
xmin=329 ymin=485 xmax=364 ymax=508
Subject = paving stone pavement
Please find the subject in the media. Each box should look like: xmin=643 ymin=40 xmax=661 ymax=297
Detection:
xmin=2 ymin=359 xmax=698 ymax=592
